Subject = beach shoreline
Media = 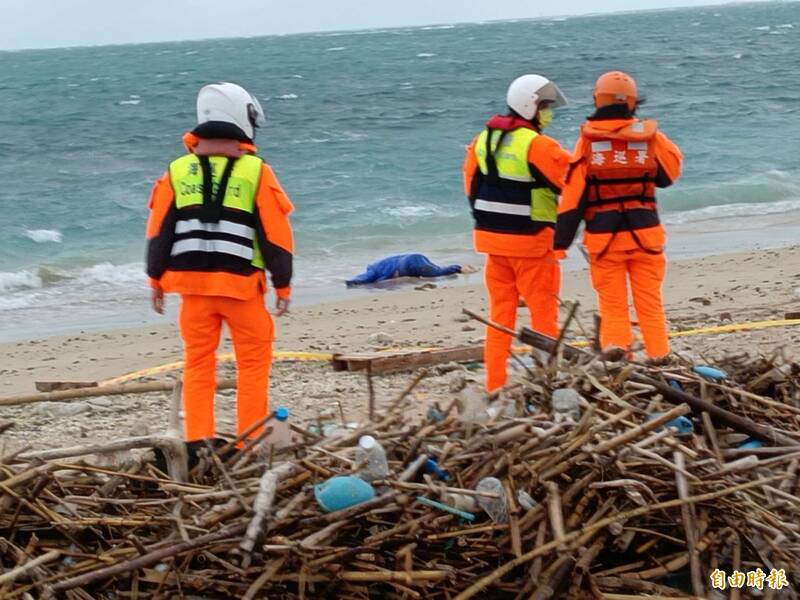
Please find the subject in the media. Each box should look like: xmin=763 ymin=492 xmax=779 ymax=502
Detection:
xmin=1 ymin=244 xmax=799 ymax=453
xmin=3 ymin=207 xmax=800 ymax=344
xmin=2 ymin=244 xmax=799 ymax=396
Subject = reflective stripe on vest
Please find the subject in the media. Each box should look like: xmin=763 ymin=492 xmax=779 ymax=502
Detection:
xmin=472 ymin=128 xmax=557 ymax=233
xmin=168 ymin=153 xmax=265 ymax=270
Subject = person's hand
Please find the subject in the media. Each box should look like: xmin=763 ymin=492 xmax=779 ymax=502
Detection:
xmin=151 ymin=288 xmax=165 ymax=314
xmin=275 ymin=297 xmax=290 ymax=317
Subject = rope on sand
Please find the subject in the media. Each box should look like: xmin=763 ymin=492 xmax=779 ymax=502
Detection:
xmin=100 ymin=319 xmax=800 ymax=386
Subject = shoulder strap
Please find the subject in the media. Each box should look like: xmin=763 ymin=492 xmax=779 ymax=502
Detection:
xmin=198 ymin=156 xmax=238 ymax=223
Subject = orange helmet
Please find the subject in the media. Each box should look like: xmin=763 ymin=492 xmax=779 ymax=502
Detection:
xmin=593 ymin=71 xmax=638 ymax=110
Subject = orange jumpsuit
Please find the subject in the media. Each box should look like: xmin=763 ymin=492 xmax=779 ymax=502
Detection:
xmin=464 ymin=116 xmax=570 ymax=391
xmin=555 ymin=118 xmax=682 ymax=358
xmin=146 ymin=133 xmax=294 ymax=441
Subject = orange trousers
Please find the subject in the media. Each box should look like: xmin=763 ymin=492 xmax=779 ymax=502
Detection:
xmin=179 ymin=294 xmax=274 ymax=442
xmin=589 ymin=249 xmax=669 ymax=359
xmin=484 ymin=253 xmax=560 ymax=392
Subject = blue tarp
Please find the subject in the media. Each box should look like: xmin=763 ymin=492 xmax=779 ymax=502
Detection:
xmin=346 ymin=254 xmax=461 ymax=286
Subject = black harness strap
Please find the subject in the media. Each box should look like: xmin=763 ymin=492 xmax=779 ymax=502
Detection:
xmin=483 ymin=127 xmax=507 ymax=184
xmin=198 ymin=156 xmax=239 ymax=223
xmin=590 ymin=175 xmax=662 ymax=259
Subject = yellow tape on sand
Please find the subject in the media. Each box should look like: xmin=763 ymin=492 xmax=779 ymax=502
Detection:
xmin=100 ymin=318 xmax=800 ymax=386
xmin=100 ymin=350 xmax=333 ymax=386
xmin=544 ymin=318 xmax=800 ymax=350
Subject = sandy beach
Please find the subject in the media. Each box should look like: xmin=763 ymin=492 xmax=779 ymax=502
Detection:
xmin=1 ymin=245 xmax=799 ymax=454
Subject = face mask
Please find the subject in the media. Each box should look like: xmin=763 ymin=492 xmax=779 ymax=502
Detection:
xmin=537 ymin=108 xmax=554 ymax=129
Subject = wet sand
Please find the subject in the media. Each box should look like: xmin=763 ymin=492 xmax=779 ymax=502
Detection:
xmin=1 ymin=245 xmax=799 ymax=452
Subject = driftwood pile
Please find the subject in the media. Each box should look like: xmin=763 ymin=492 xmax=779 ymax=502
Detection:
xmin=1 ymin=330 xmax=800 ymax=599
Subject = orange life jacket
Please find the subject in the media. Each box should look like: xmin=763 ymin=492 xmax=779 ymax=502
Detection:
xmin=580 ymin=119 xmax=662 ymax=255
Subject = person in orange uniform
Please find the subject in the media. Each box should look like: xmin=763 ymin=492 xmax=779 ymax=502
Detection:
xmin=464 ymin=74 xmax=571 ymax=392
xmin=555 ymin=71 xmax=683 ymax=362
xmin=145 ymin=82 xmax=294 ymax=447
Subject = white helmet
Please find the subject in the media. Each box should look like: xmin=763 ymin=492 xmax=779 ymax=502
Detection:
xmin=506 ymin=74 xmax=568 ymax=121
xmin=196 ymin=82 xmax=265 ymax=140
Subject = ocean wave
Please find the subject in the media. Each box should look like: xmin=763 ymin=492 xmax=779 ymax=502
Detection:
xmin=292 ymin=137 xmax=331 ymax=144
xmin=417 ymin=53 xmax=437 ymax=58
xmin=276 ymin=93 xmax=298 ymax=100
xmin=0 ymin=270 xmax=42 ymax=293
xmin=0 ymin=262 xmax=144 ymax=295
xmin=24 ymin=229 xmax=63 ymax=243
xmin=79 ymin=262 xmax=144 ymax=286
xmin=326 ymin=47 xmax=346 ymax=52
xmin=664 ymin=198 xmax=800 ymax=225
xmin=421 ymin=25 xmax=455 ymax=30
xmin=382 ymin=205 xmax=440 ymax=218
xmin=119 ymin=99 xmax=141 ymax=105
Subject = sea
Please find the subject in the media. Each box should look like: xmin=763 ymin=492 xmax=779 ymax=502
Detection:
xmin=0 ymin=1 xmax=798 ymax=341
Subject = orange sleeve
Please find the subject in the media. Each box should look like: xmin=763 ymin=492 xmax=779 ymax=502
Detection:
xmin=145 ymin=173 xmax=174 ymax=239
xmin=653 ymin=131 xmax=683 ymax=187
xmin=145 ymin=173 xmax=176 ymax=289
xmin=462 ymin=137 xmax=478 ymax=197
xmin=255 ymin=163 xmax=294 ymax=295
xmin=527 ymin=134 xmax=571 ymax=192
xmin=553 ymin=138 xmax=589 ymax=250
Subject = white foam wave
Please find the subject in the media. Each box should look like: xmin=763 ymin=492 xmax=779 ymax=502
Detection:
xmin=664 ymin=198 xmax=800 ymax=225
xmin=421 ymin=24 xmax=455 ymax=30
xmin=733 ymin=53 xmax=743 ymax=59
xmin=0 ymin=296 xmax=36 ymax=311
xmin=0 ymin=270 xmax=42 ymax=293
xmin=25 ymin=229 xmax=63 ymax=243
xmin=776 ymin=23 xmax=794 ymax=28
xmin=119 ymin=99 xmax=141 ymax=105
xmin=383 ymin=205 xmax=438 ymax=218
xmin=326 ymin=47 xmax=346 ymax=52
xmin=417 ymin=52 xmax=437 ymax=57
xmin=79 ymin=263 xmax=143 ymax=286
xmin=292 ymin=137 xmax=331 ymax=144
xmin=277 ymin=93 xmax=298 ymax=100
xmin=754 ymin=25 xmax=771 ymax=30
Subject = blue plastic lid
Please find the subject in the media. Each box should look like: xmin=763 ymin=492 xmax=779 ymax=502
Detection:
xmin=693 ymin=365 xmax=728 ymax=381
xmin=275 ymin=407 xmax=289 ymax=422
xmin=739 ymin=438 xmax=763 ymax=450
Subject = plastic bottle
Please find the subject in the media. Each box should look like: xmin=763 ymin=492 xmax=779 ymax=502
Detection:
xmin=476 ymin=477 xmax=509 ymax=523
xmin=355 ymin=435 xmax=389 ymax=481
xmin=517 ymin=489 xmax=536 ymax=511
xmin=263 ymin=407 xmax=293 ymax=455
xmin=552 ymin=389 xmax=582 ymax=424
xmin=458 ymin=386 xmax=489 ymax=423
xmin=424 ymin=457 xmax=450 ymax=481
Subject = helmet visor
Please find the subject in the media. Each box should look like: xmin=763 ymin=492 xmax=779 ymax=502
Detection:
xmin=538 ymin=81 xmax=568 ymax=109
xmin=248 ymin=96 xmax=266 ymax=129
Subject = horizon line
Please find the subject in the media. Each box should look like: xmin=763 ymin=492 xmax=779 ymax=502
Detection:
xmin=0 ymin=0 xmax=789 ymax=53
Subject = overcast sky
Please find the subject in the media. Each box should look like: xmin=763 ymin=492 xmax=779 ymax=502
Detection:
xmin=0 ymin=0 xmax=774 ymax=50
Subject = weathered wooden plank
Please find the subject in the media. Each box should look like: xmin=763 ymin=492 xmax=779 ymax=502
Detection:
xmin=332 ymin=345 xmax=483 ymax=374
xmin=35 ymin=380 xmax=98 ymax=393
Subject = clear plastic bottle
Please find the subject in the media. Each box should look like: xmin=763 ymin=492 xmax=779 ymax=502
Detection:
xmin=476 ymin=477 xmax=509 ymax=523
xmin=355 ymin=435 xmax=389 ymax=481
xmin=458 ymin=386 xmax=489 ymax=423
xmin=551 ymin=388 xmax=582 ymax=424
xmin=263 ymin=407 xmax=293 ymax=455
